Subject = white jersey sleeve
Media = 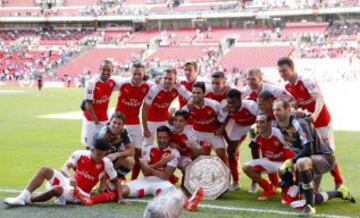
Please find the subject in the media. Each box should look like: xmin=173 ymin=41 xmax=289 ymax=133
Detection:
xmin=272 ymin=127 xmax=290 ymax=148
xmin=243 ymin=100 xmax=259 ymax=116
xmin=217 ymin=105 xmax=229 ymax=123
xmin=240 ymin=86 xmax=251 ymax=99
xmin=301 ymin=76 xmax=320 ymax=95
xmin=103 ymin=157 xmax=117 ymax=180
xmin=167 ymin=149 xmax=180 ymax=168
xmin=142 ymin=145 xmax=154 ymax=162
xmin=175 ymin=82 xmax=192 ymax=100
xmin=85 ymin=79 xmax=96 ymax=101
xmin=68 ymin=150 xmax=88 ymax=167
xmin=144 ymin=84 xmax=162 ymax=105
xmin=184 ymin=129 xmax=201 ymax=149
xmin=112 ymin=77 xmax=129 ymax=93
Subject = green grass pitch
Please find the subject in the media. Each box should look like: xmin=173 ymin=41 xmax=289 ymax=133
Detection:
xmin=0 ymin=87 xmax=359 ymax=218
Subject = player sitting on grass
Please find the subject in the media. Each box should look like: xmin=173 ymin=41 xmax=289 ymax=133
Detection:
xmin=4 ymin=134 xmax=124 ymax=206
xmin=75 ymin=126 xmax=204 ymax=212
xmin=243 ymin=113 xmax=294 ymax=201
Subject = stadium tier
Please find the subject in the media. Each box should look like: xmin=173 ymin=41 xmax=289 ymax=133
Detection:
xmin=146 ymin=45 xmax=214 ymax=61
xmin=2 ymin=0 xmax=34 ymax=7
xmin=56 ymin=48 xmax=143 ymax=77
xmin=63 ymin=0 xmax=99 ymax=6
xmin=219 ymin=45 xmax=294 ymax=69
xmin=281 ymin=23 xmax=328 ymax=40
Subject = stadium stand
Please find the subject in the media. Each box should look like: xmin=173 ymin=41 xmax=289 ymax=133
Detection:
xmin=219 ymin=45 xmax=294 ymax=70
xmin=56 ymin=47 xmax=144 ymax=77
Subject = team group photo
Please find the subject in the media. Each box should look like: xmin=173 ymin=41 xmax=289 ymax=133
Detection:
xmin=0 ymin=0 xmax=359 ymax=217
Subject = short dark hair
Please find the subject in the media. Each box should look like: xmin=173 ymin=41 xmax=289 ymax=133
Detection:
xmin=94 ymin=129 xmax=110 ymax=151
xmin=277 ymin=57 xmax=294 ymax=69
xmin=211 ymin=71 xmax=225 ymax=79
xmin=227 ymin=88 xmax=241 ymax=99
xmin=101 ymin=59 xmax=114 ymax=68
xmin=165 ymin=68 xmax=177 ymax=75
xmin=258 ymin=90 xmax=275 ymax=101
xmin=185 ymin=61 xmax=198 ymax=72
xmin=174 ymin=110 xmax=189 ymax=120
xmin=110 ymin=112 xmax=126 ymax=123
xmin=157 ymin=125 xmax=172 ymax=136
xmin=192 ymin=81 xmax=206 ymax=93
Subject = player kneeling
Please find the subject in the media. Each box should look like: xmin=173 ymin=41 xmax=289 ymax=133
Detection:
xmin=102 ymin=112 xmax=135 ymax=180
xmin=4 ymin=134 xmax=123 ymax=206
xmin=243 ymin=113 xmax=294 ymax=201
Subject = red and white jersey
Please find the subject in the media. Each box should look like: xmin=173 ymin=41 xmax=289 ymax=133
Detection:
xmin=115 ymin=78 xmax=150 ymax=125
xmin=171 ymin=128 xmax=200 ymax=157
xmin=142 ymin=145 xmax=180 ymax=177
xmin=68 ymin=150 xmax=117 ymax=193
xmin=205 ymin=87 xmax=227 ymax=103
xmin=252 ymin=127 xmax=294 ymax=162
xmin=285 ymin=75 xmax=331 ymax=127
xmin=178 ymin=78 xmax=209 ymax=107
xmin=183 ymin=98 xmax=223 ymax=133
xmin=84 ymin=76 xmax=118 ymax=122
xmin=241 ymin=83 xmax=289 ymax=102
xmin=219 ymin=100 xmax=258 ymax=126
xmin=144 ymin=83 xmax=191 ymax=122
xmin=179 ymin=80 xmax=195 ymax=108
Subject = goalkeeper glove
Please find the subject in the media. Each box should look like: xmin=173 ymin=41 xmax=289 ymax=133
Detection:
xmin=279 ymin=159 xmax=293 ymax=176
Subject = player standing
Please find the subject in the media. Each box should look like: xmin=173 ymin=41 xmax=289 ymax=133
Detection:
xmin=217 ymin=89 xmax=258 ymax=190
xmin=277 ymin=57 xmax=343 ymax=188
xmin=141 ymin=68 xmax=191 ymax=147
xmin=81 ymin=60 xmax=118 ymax=148
xmin=114 ymin=63 xmax=151 ymax=180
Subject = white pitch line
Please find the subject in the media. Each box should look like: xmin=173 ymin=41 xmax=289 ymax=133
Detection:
xmin=0 ymin=189 xmax=356 ymax=218
xmin=126 ymin=199 xmax=356 ymax=218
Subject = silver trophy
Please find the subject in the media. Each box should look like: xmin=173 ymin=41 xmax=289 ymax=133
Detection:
xmin=184 ymin=155 xmax=230 ymax=200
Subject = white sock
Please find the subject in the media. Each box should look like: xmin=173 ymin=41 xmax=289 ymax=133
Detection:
xmin=19 ymin=189 xmax=31 ymax=203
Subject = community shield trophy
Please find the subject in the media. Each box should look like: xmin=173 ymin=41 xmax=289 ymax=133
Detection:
xmin=184 ymin=155 xmax=230 ymax=200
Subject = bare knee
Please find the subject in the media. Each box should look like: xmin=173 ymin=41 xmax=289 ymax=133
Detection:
xmin=242 ymin=165 xmax=253 ymax=174
xmin=125 ymin=157 xmax=135 ymax=170
xmin=39 ymin=167 xmax=54 ymax=179
xmin=297 ymin=158 xmax=312 ymax=171
xmin=52 ymin=185 xmax=63 ymax=197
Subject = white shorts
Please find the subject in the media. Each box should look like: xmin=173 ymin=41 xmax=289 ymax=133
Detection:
xmin=126 ymin=124 xmax=143 ymax=149
xmin=144 ymin=121 xmax=168 ymax=145
xmin=226 ymin=119 xmax=251 ymax=141
xmin=193 ymin=130 xmax=225 ymax=150
xmin=81 ymin=119 xmax=107 ymax=148
xmin=47 ymin=170 xmax=89 ymax=203
xmin=316 ymin=124 xmax=335 ymax=151
xmin=126 ymin=176 xmax=174 ymax=197
xmin=245 ymin=158 xmax=284 ymax=174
